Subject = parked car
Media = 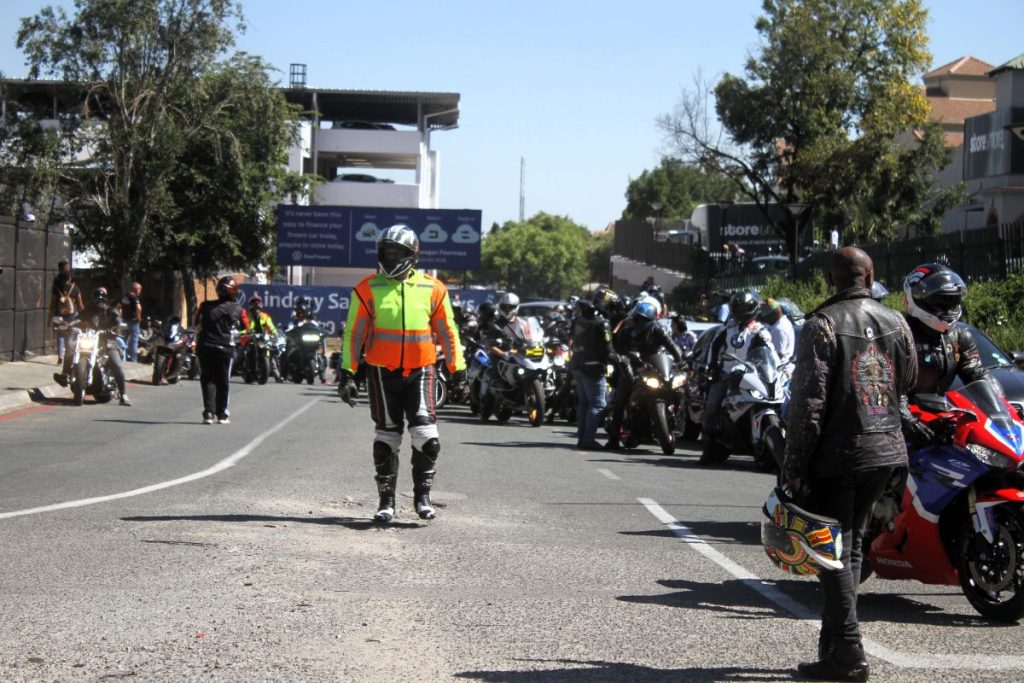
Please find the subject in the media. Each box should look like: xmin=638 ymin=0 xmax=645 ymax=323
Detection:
xmin=518 ymin=300 xmax=566 ymax=320
xmin=331 ymin=173 xmax=394 ymax=183
xmin=331 ymin=121 xmax=396 ymax=131
xmin=956 ymin=322 xmax=1024 ymax=419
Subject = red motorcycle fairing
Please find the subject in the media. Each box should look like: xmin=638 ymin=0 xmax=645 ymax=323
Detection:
xmin=977 ymin=489 xmax=1024 ymax=504
xmin=869 ymin=486 xmax=959 ymax=585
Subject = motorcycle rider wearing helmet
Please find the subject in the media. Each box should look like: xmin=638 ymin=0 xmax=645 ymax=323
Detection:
xmin=340 ymin=225 xmax=465 ymax=523
xmin=700 ymin=291 xmax=778 ymax=458
xmin=900 ymin=264 xmax=996 ymax=446
xmin=54 ymin=286 xmax=132 ymax=406
xmin=605 ymin=299 xmax=682 ymax=450
xmin=244 ymin=296 xmax=281 ymax=381
xmin=782 ymin=247 xmax=916 ymax=682
xmin=570 ymin=297 xmax=614 ymax=450
xmin=593 ymin=287 xmax=628 ymax=330
xmin=194 ymin=276 xmax=245 ymax=424
xmin=486 ymin=292 xmax=534 ymax=357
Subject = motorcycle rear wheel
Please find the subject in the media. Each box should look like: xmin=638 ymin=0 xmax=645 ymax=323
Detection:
xmin=73 ymin=358 xmax=89 ymax=406
xmin=527 ymin=379 xmax=545 ymax=427
xmin=654 ymin=401 xmax=675 ymax=455
xmin=479 ymin=393 xmax=493 ymax=422
xmin=959 ymin=505 xmax=1024 ymax=622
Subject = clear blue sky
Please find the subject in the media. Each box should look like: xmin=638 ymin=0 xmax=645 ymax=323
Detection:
xmin=2 ymin=1 xmax=1022 ymax=232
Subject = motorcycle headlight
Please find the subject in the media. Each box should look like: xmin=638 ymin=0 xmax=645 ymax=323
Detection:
xmin=553 ymin=355 xmax=565 ymax=367
xmin=643 ymin=376 xmax=662 ymax=389
xmin=301 ymin=333 xmax=321 ymax=342
xmin=79 ymin=338 xmax=96 ymax=351
xmin=968 ymin=443 xmax=1016 ymax=470
xmin=749 ymin=388 xmax=765 ymax=400
xmin=671 ymin=374 xmax=686 ymax=390
xmin=516 ymin=367 xmax=525 ymax=375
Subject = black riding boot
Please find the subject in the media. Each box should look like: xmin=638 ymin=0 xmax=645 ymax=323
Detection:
xmin=412 ymin=439 xmax=440 ymax=520
xmin=372 ymin=441 xmax=399 ymax=523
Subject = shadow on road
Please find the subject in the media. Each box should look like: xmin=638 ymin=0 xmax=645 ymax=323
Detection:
xmin=455 ymin=659 xmax=793 ymax=682
xmin=618 ymin=577 xmax=815 ymax=620
xmin=462 ymin=441 xmax=576 ymax=450
xmin=94 ymin=419 xmax=203 ymax=425
xmin=620 ymin=519 xmax=762 ymax=546
xmin=120 ymin=513 xmax=423 ymax=530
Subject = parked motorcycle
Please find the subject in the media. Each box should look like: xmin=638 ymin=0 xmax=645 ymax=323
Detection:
xmin=135 ymin=316 xmax=161 ymax=364
xmin=465 ymin=341 xmax=490 ymax=416
xmin=611 ymin=349 xmax=685 ymax=455
xmin=284 ymin=320 xmax=327 ymax=384
xmin=863 ymin=380 xmax=1024 ymax=621
xmin=479 ymin=338 xmax=550 ymax=427
xmin=546 ymin=340 xmax=577 ymax=424
xmin=699 ymin=347 xmax=789 ymax=470
xmin=151 ymin=316 xmax=196 ymax=386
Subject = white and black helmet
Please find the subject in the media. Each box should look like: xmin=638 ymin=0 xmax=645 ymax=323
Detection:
xmin=498 ymin=292 xmax=520 ymax=321
xmin=904 ymin=263 xmax=967 ymax=333
xmin=376 ymin=224 xmax=419 ymax=279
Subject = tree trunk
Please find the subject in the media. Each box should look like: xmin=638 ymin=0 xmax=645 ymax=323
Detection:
xmin=181 ymin=268 xmax=198 ymax=328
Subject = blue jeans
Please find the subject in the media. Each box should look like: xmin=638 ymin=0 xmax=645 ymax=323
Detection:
xmin=573 ymin=368 xmax=607 ymax=444
xmin=126 ymin=321 xmax=140 ymax=361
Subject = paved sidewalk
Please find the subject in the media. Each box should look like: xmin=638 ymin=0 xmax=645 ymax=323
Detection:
xmin=0 ymin=354 xmax=153 ymax=412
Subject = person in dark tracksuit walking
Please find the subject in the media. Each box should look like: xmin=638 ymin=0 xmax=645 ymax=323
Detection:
xmin=195 ymin=276 xmax=245 ymax=425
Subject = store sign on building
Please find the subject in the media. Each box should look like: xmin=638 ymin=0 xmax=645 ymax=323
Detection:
xmin=964 ymin=108 xmax=1024 ymax=180
xmin=276 ymin=205 xmax=482 ymax=269
xmin=706 ymin=203 xmax=812 ymax=256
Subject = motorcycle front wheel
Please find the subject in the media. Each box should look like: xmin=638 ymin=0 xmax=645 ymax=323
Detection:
xmin=73 ymin=358 xmax=89 ymax=406
xmin=753 ymin=417 xmax=784 ymax=473
xmin=256 ymin=354 xmax=270 ymax=385
xmin=959 ymin=504 xmax=1024 ymax=622
xmin=435 ymin=373 xmax=449 ymax=409
xmin=527 ymin=379 xmax=545 ymax=427
xmin=152 ymin=351 xmax=165 ymax=386
xmin=654 ymin=401 xmax=675 ymax=455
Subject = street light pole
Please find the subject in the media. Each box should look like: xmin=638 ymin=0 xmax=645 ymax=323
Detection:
xmin=785 ymin=203 xmax=809 ymax=280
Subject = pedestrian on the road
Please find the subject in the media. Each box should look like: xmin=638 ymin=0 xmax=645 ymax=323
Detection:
xmin=758 ymin=298 xmax=796 ymax=364
xmin=782 ymin=247 xmax=917 ymax=682
xmin=121 ymin=281 xmax=143 ymax=361
xmin=50 ymin=261 xmax=84 ymax=364
xmin=194 ymin=276 xmax=244 ymax=425
xmin=339 ymin=224 xmax=465 ymax=523
xmin=569 ymin=297 xmax=612 ymax=450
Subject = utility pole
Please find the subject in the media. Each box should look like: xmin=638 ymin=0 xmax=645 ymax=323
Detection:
xmin=519 ymin=157 xmax=526 ymax=223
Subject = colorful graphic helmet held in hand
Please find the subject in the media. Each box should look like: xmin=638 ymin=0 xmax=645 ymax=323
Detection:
xmin=376 ymin=224 xmax=419 ymax=279
xmin=903 ymin=263 xmax=967 ymax=333
xmin=761 ymin=487 xmax=843 ymax=576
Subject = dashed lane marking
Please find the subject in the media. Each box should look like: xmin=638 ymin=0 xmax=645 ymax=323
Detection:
xmin=639 ymin=497 xmax=1024 ymax=671
xmin=596 ymin=468 xmax=620 ymax=480
xmin=0 ymin=398 xmax=320 ymax=521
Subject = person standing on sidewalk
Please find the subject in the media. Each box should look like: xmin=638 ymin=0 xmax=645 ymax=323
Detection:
xmin=49 ymin=262 xmax=84 ymax=364
xmin=121 ymin=282 xmax=143 ymax=361
xmin=783 ymin=247 xmax=917 ymax=682
xmin=338 ymin=225 xmax=465 ymax=523
xmin=569 ymin=297 xmax=613 ymax=450
xmin=194 ymin=276 xmax=244 ymax=425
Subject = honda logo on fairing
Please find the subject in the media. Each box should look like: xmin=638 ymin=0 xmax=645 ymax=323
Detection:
xmin=876 ymin=557 xmax=913 ymax=568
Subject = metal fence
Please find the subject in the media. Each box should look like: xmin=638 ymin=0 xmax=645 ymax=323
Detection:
xmin=614 ymin=219 xmax=1024 ymax=298
xmin=0 ymin=215 xmax=72 ymax=362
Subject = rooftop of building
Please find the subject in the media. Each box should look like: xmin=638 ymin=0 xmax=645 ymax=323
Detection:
xmin=925 ymin=55 xmax=997 ymax=79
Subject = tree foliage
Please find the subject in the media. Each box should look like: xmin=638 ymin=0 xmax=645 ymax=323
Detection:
xmin=622 ymin=157 xmax=737 ymax=222
xmin=482 ymin=212 xmax=592 ymax=298
xmin=14 ymin=0 xmax=305 ymax=293
xmin=660 ymin=0 xmax=961 ymax=273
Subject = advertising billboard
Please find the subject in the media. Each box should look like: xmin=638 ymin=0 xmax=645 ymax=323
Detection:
xmin=964 ymin=108 xmax=1024 ymax=180
xmin=276 ymin=205 xmax=482 ymax=270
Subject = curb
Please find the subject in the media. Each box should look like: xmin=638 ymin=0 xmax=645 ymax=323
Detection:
xmin=0 ymin=363 xmax=155 ymax=414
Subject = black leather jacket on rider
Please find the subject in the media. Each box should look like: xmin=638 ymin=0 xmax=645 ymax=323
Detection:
xmin=903 ymin=314 xmax=993 ymax=396
xmin=612 ymin=317 xmax=683 ymax=365
xmin=80 ymin=301 xmax=123 ymax=334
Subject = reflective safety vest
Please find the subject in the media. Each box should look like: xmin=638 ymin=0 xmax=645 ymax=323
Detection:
xmin=245 ymin=310 xmax=278 ymax=336
xmin=342 ymin=269 xmax=465 ymax=375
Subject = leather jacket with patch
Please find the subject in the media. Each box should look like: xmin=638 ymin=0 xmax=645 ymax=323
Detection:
xmin=783 ymin=288 xmax=917 ymax=480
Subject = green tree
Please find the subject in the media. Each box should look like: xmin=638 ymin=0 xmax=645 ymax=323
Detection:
xmin=482 ymin=212 xmax=591 ymax=298
xmin=622 ymin=157 xmax=737 ymax=222
xmin=660 ymin=0 xmax=960 ymax=275
xmin=17 ymin=0 xmax=245 ymax=284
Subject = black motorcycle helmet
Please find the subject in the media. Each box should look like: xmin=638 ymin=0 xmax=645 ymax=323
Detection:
xmin=592 ymin=287 xmax=621 ymax=318
xmin=904 ymin=263 xmax=967 ymax=333
xmin=478 ymin=301 xmax=496 ymax=326
xmin=294 ymin=296 xmax=309 ymax=316
xmin=92 ymin=286 xmax=108 ymax=303
xmin=730 ymin=290 xmax=760 ymax=326
xmin=215 ymin=276 xmax=238 ymax=300
xmin=576 ymin=297 xmax=597 ymax=320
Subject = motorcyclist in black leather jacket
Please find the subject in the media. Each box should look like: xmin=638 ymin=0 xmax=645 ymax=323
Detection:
xmin=605 ymin=299 xmax=683 ymax=450
xmin=900 ymin=263 xmax=997 ymax=445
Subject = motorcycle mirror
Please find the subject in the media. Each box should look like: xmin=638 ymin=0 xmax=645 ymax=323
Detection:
xmin=1013 ymin=351 xmax=1024 ymax=368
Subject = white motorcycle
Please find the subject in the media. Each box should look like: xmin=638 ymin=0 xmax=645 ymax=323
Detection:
xmin=700 ymin=345 xmax=791 ymax=471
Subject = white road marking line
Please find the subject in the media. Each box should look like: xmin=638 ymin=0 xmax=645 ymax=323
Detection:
xmin=596 ymin=468 xmax=620 ymax=480
xmin=638 ymin=497 xmax=1024 ymax=671
xmin=0 ymin=398 xmax=320 ymax=521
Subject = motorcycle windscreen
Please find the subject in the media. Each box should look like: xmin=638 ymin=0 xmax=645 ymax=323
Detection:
xmin=747 ymin=345 xmax=778 ymax=386
xmin=523 ymin=316 xmax=545 ymax=344
xmin=644 ymin=351 xmax=674 ymax=381
xmin=958 ymin=379 xmax=1019 ymax=439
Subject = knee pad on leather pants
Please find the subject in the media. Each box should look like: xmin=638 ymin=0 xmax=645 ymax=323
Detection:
xmin=372 ymin=440 xmax=399 ymax=477
xmin=412 ymin=438 xmax=440 ymax=468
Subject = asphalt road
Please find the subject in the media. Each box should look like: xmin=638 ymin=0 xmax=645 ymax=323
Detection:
xmin=0 ymin=378 xmax=1021 ymax=682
